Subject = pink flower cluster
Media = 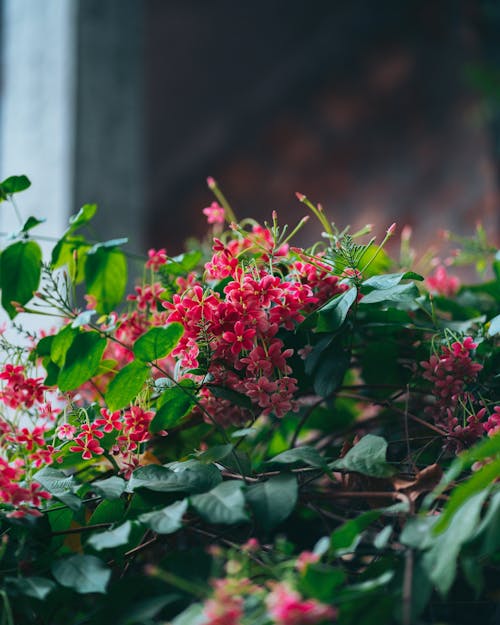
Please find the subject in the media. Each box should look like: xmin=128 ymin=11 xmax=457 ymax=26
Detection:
xmin=163 ymin=231 xmax=346 ymax=425
xmin=0 ymin=364 xmax=57 ymax=515
xmin=420 ymin=337 xmax=485 ymax=449
xmin=426 ymin=265 xmax=460 ymax=297
xmin=266 ymin=583 xmax=337 ymax=625
xmin=202 ymin=578 xmax=336 ymax=625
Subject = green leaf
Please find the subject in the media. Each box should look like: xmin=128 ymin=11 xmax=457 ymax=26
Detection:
xmin=0 ymin=240 xmax=42 ymax=318
xmin=362 ymin=271 xmax=423 ymax=290
xmin=359 ymin=282 xmax=419 ymax=306
xmin=0 ymin=174 xmax=31 ymax=196
xmin=423 ymin=489 xmax=490 ymax=596
xmin=330 ymin=435 xmax=396 ymax=478
xmin=133 ymin=324 xmax=184 ymax=361
xmin=57 ymin=331 xmax=107 ymax=392
xmin=87 ymin=521 xmax=132 ymax=550
xmin=246 ymin=474 xmax=298 ymax=530
xmin=434 ymin=458 xmax=500 ymax=533
xmin=170 ymin=604 xmax=205 ymax=625
xmin=206 ymin=385 xmax=252 ymax=409
xmin=21 ymin=216 xmax=45 ymax=233
xmin=35 ymin=467 xmax=81 ymax=510
xmin=164 ymin=250 xmax=202 ymax=276
xmin=197 ymin=444 xmax=234 ymax=464
xmin=7 ymin=576 xmax=55 ymax=600
xmin=51 ymin=555 xmax=111 ymax=594
xmin=85 ymin=247 xmax=127 ymax=314
xmin=105 ymin=361 xmax=150 ymax=411
xmin=91 ymin=476 xmax=126 ymax=500
xmin=299 ymin=565 xmax=346 ymax=602
xmin=150 ymin=385 xmax=196 ymax=433
xmin=306 ymin=336 xmax=350 ymax=397
xmin=315 ymin=287 xmax=358 ymax=333
xmin=67 ymin=204 xmax=97 ymax=233
xmin=191 ymin=480 xmax=249 ymax=525
xmin=330 ymin=510 xmax=381 ymax=555
xmin=50 ymin=325 xmax=79 ymax=367
xmin=139 ymin=499 xmax=187 ymax=534
xmin=268 ymin=446 xmax=329 ymax=471
xmin=129 ymin=461 xmax=221 ymax=494
xmin=487 ymin=313 xmax=500 ymax=336
xmin=87 ymin=237 xmax=128 ymax=253
xmin=89 ymin=499 xmax=125 ymax=525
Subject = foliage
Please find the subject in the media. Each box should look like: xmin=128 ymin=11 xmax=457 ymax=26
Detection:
xmin=0 ymin=175 xmax=498 ymax=625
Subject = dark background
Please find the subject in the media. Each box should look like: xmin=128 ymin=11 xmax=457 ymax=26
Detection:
xmin=73 ymin=0 xmax=500 ymax=255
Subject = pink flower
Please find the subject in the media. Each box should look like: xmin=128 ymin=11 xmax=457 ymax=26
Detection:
xmin=266 ymin=583 xmax=336 ymax=625
xmin=56 ymin=424 xmax=77 ymax=441
xmin=222 ymin=321 xmax=256 ymax=355
xmin=426 ymin=265 xmax=460 ymax=297
xmin=296 ymin=551 xmax=320 ymax=573
xmin=203 ymin=202 xmax=225 ymax=225
xmin=146 ymin=248 xmax=168 ymax=271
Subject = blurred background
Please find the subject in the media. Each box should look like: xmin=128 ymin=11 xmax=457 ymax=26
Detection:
xmin=0 ymin=0 xmax=499 ymax=257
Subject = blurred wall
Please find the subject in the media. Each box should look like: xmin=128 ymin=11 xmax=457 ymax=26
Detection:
xmin=0 ymin=0 xmax=498 ymax=261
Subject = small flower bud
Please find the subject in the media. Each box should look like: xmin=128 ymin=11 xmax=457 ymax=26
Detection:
xmin=386 ymin=222 xmax=397 ymax=236
xmin=206 ymin=176 xmax=216 ymax=189
xmin=295 ymin=192 xmax=306 ymax=202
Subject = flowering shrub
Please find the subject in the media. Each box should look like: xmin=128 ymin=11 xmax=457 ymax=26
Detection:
xmin=0 ymin=174 xmax=499 ymax=625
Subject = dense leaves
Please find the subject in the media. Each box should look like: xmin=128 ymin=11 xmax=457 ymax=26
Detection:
xmin=0 ymin=177 xmax=498 ymax=625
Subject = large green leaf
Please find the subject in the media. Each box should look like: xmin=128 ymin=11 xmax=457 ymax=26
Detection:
xmin=128 ymin=461 xmax=221 ymax=494
xmin=330 ymin=435 xmax=396 ymax=478
xmin=191 ymin=480 xmax=248 ymax=525
xmin=423 ymin=489 xmax=490 ymax=596
xmin=0 ymin=240 xmax=42 ymax=318
xmin=50 ymin=325 xmax=79 ymax=367
xmin=359 ymin=282 xmax=419 ymax=307
xmin=139 ymin=499 xmax=187 ymax=534
xmin=133 ymin=324 xmax=184 ymax=361
xmin=315 ymin=287 xmax=358 ymax=333
xmin=87 ymin=521 xmax=132 ymax=551
xmin=91 ymin=476 xmax=126 ymax=500
xmin=35 ymin=467 xmax=81 ymax=510
xmin=105 ymin=360 xmax=150 ymax=411
xmin=85 ymin=247 xmax=127 ymax=313
xmin=246 ymin=474 xmax=298 ymax=530
xmin=362 ymin=271 xmax=423 ymax=290
xmin=51 ymin=555 xmax=111 ymax=594
xmin=268 ymin=446 xmax=329 ymax=471
xmin=57 ymin=331 xmax=107 ymax=392
xmin=6 ymin=576 xmax=55 ymax=600
xmin=150 ymin=384 xmax=196 ymax=433
xmin=0 ymin=174 xmax=31 ymax=197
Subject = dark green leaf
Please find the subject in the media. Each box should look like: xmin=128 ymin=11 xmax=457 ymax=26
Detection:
xmin=362 ymin=271 xmax=423 ymax=290
xmin=0 ymin=240 xmax=42 ymax=318
xmin=330 ymin=435 xmax=396 ymax=478
xmin=330 ymin=510 xmax=381 ymax=555
xmin=51 ymin=555 xmax=111 ymax=594
xmin=164 ymin=250 xmax=202 ymax=276
xmin=87 ymin=521 xmax=132 ymax=550
xmin=129 ymin=461 xmax=221 ymax=494
xmin=359 ymin=282 xmax=418 ymax=307
xmin=133 ymin=324 xmax=184 ymax=361
xmin=150 ymin=385 xmax=196 ymax=433
xmin=1 ymin=174 xmax=31 ymax=195
xmin=423 ymin=489 xmax=490 ymax=596
xmin=91 ymin=476 xmax=126 ymax=500
xmin=35 ymin=467 xmax=81 ymax=510
xmin=57 ymin=331 xmax=107 ymax=392
xmin=139 ymin=499 xmax=187 ymax=534
xmin=315 ymin=287 xmax=358 ymax=333
xmin=7 ymin=576 xmax=55 ymax=600
xmin=21 ymin=216 xmax=45 ymax=233
xmin=197 ymin=444 xmax=234 ymax=464
xmin=299 ymin=565 xmax=346 ymax=602
xmin=105 ymin=361 xmax=150 ymax=411
xmin=191 ymin=480 xmax=249 ymax=525
xmin=85 ymin=247 xmax=127 ymax=313
xmin=246 ymin=474 xmax=298 ymax=530
xmin=268 ymin=446 xmax=329 ymax=471
xmin=206 ymin=385 xmax=253 ymax=409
